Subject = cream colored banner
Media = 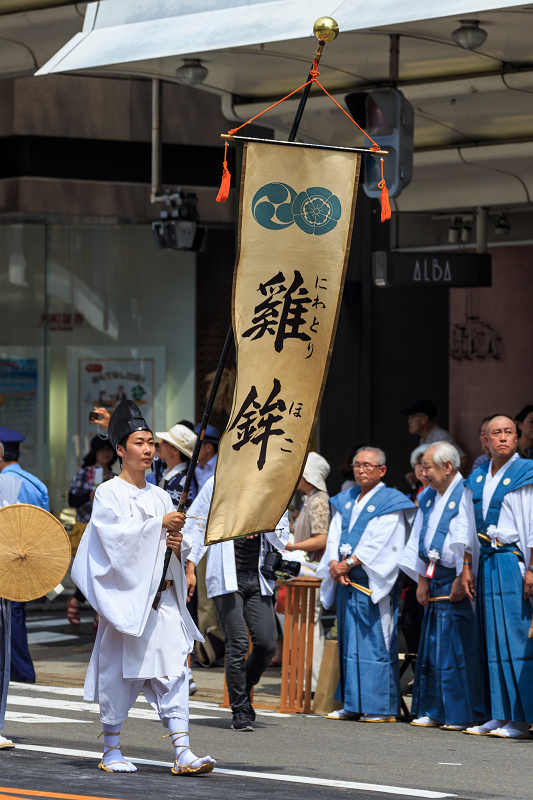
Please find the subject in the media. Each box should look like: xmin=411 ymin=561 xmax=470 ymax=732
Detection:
xmin=206 ymin=141 xmax=360 ymax=544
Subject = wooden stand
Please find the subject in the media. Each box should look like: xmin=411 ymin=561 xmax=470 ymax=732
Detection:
xmin=279 ymin=578 xmax=320 ymax=714
xmin=219 ymin=577 xmax=320 ymax=713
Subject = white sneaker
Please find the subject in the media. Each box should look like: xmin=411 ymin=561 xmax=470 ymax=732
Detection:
xmin=411 ymin=716 xmax=439 ymax=727
xmin=325 ymin=708 xmax=359 ymax=720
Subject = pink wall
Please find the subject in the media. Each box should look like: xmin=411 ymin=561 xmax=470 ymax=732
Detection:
xmin=449 ymin=245 xmax=533 ymax=466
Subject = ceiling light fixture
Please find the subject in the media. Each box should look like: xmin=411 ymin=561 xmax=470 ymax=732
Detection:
xmin=448 ymin=219 xmax=460 ymax=244
xmin=176 ymin=59 xmax=208 ymax=86
xmin=494 ymin=214 xmax=511 ymax=235
xmin=451 ymin=20 xmax=488 ymax=50
xmin=460 ymin=225 xmax=471 ymax=243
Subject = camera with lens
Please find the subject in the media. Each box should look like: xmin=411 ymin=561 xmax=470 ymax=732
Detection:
xmin=260 ymin=550 xmax=301 ymax=581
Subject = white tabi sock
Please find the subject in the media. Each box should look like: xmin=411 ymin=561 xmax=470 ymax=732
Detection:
xmin=0 ymin=734 xmax=14 ymax=748
xmin=100 ymin=723 xmax=137 ymax=772
xmin=496 ymin=721 xmax=530 ymax=738
xmin=164 ymin=717 xmax=216 ymax=771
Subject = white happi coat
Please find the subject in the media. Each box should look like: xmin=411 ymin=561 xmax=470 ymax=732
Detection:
xmin=72 ymin=477 xmax=201 ymax=693
xmin=183 ymin=476 xmax=289 ymax=598
xmin=450 ymin=454 xmax=533 ymax=578
xmin=399 ymin=472 xmax=464 ymax=583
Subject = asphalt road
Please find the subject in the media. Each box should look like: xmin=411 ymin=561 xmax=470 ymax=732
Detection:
xmin=3 ymin=610 xmax=533 ymax=800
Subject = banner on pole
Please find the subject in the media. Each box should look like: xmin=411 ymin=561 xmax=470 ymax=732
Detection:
xmin=205 ymin=141 xmax=360 ymax=544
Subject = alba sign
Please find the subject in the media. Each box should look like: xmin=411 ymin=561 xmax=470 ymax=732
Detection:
xmin=372 ymin=251 xmax=491 ymax=288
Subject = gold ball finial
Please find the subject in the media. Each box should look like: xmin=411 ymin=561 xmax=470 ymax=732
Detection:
xmin=313 ymin=16 xmax=339 ymax=43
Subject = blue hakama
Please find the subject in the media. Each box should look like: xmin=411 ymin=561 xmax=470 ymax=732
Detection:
xmin=412 ymin=565 xmax=478 ymax=725
xmin=336 ymin=566 xmax=400 ymax=716
xmin=475 ymin=543 xmax=533 ymax=721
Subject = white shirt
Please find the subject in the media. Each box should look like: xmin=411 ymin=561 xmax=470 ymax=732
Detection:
xmin=317 ymin=482 xmax=409 ymax=605
xmin=398 ymin=472 xmax=464 ymax=582
xmin=450 ymin=453 xmax=533 ymax=578
xmin=195 ymin=454 xmax=217 ymax=493
xmin=183 ymin=476 xmax=289 ymax=598
xmin=160 ymin=461 xmax=187 ymax=487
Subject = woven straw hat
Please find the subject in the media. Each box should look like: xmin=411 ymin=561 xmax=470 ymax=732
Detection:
xmin=0 ymin=504 xmax=71 ymax=602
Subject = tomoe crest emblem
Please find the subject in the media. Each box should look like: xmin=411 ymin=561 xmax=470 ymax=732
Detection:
xmin=252 ymin=182 xmax=342 ymax=236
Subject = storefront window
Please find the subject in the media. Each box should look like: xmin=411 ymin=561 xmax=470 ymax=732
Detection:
xmin=0 ymin=222 xmax=195 ymax=513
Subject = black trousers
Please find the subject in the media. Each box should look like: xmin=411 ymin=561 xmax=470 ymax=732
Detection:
xmin=212 ymin=571 xmax=277 ymax=712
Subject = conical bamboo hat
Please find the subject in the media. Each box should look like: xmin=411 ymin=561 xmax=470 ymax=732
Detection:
xmin=0 ymin=504 xmax=71 ymax=602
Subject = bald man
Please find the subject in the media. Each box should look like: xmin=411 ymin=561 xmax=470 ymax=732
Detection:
xmin=451 ymin=415 xmax=533 ymax=739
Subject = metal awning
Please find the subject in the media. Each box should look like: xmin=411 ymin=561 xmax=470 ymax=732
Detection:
xmin=33 ymin=0 xmax=533 ymax=211
xmin=35 ymin=0 xmax=526 ymax=76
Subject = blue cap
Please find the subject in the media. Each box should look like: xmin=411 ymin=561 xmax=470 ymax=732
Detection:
xmin=193 ymin=423 xmax=220 ymax=444
xmin=0 ymin=426 xmax=25 ymax=444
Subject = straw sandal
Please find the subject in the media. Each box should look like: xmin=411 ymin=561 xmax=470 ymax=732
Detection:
xmin=165 ymin=732 xmax=215 ymax=776
xmin=0 ymin=740 xmax=15 ymax=750
xmin=97 ymin=731 xmax=134 ymax=773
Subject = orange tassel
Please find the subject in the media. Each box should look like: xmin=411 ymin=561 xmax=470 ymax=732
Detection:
xmin=378 ymin=157 xmax=391 ymax=222
xmin=216 ymin=142 xmax=231 ymax=203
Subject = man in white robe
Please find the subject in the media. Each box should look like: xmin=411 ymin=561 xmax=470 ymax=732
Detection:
xmin=72 ymin=400 xmax=215 ymax=775
xmin=318 ymin=447 xmax=415 ymax=722
xmin=399 ymin=442 xmax=478 ymax=730
xmin=450 ymin=415 xmax=533 ymax=739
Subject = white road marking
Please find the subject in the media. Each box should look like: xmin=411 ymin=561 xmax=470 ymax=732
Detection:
xmin=439 ymin=763 xmax=462 ymax=766
xmin=7 ymin=694 xmax=215 ymax=721
xmin=10 ymin=684 xmax=85 ymax=697
xmin=25 ymin=617 xmax=93 ymax=629
xmin=5 ymin=711 xmax=92 ymax=724
xmin=10 ymin=684 xmax=286 ymax=719
xmin=27 ymin=632 xmax=79 ymax=645
xmin=13 ymin=744 xmax=457 ymax=798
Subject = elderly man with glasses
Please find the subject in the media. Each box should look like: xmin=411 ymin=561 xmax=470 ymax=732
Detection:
xmin=319 ymin=447 xmax=415 ymax=722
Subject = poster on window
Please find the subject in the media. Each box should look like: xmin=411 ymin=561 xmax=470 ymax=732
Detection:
xmin=0 ymin=348 xmax=44 ymax=475
xmin=67 ymin=346 xmax=165 ymax=478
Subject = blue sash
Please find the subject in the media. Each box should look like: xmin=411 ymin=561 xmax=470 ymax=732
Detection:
xmin=417 ymin=481 xmax=465 ymax=565
xmin=465 ymin=457 xmax=533 ymax=536
xmin=330 ymin=485 xmax=415 ymax=555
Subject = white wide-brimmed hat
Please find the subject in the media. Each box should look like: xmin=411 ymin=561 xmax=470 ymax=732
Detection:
xmin=303 ymin=451 xmax=330 ymax=493
xmin=155 ymin=424 xmax=197 ymax=459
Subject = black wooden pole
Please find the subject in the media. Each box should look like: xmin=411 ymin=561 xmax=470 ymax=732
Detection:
xmin=152 ymin=326 xmax=234 ymax=610
xmin=287 ymin=40 xmax=324 ymax=142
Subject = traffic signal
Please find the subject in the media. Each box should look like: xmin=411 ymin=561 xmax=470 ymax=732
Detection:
xmin=345 ymin=89 xmax=414 ymax=199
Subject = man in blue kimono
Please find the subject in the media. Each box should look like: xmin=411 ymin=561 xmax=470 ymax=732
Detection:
xmin=0 ymin=427 xmax=48 ymax=684
xmin=399 ymin=441 xmax=479 ymax=730
xmin=0 ymin=450 xmax=24 ymax=749
xmin=452 ymin=415 xmax=533 ymax=739
xmin=319 ymin=446 xmax=415 ymax=722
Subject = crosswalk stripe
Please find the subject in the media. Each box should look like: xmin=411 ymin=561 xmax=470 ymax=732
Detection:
xmin=25 ymin=618 xmax=94 ymax=630
xmin=5 ymin=712 xmax=91 ymax=724
xmin=12 ymin=745 xmax=456 ymax=798
xmin=27 ymin=633 xmax=79 ymax=645
xmin=7 ymin=695 xmax=216 ymax=722
xmin=8 ymin=684 xmax=291 ymax=719
xmin=10 ymin=685 xmax=84 ymax=697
